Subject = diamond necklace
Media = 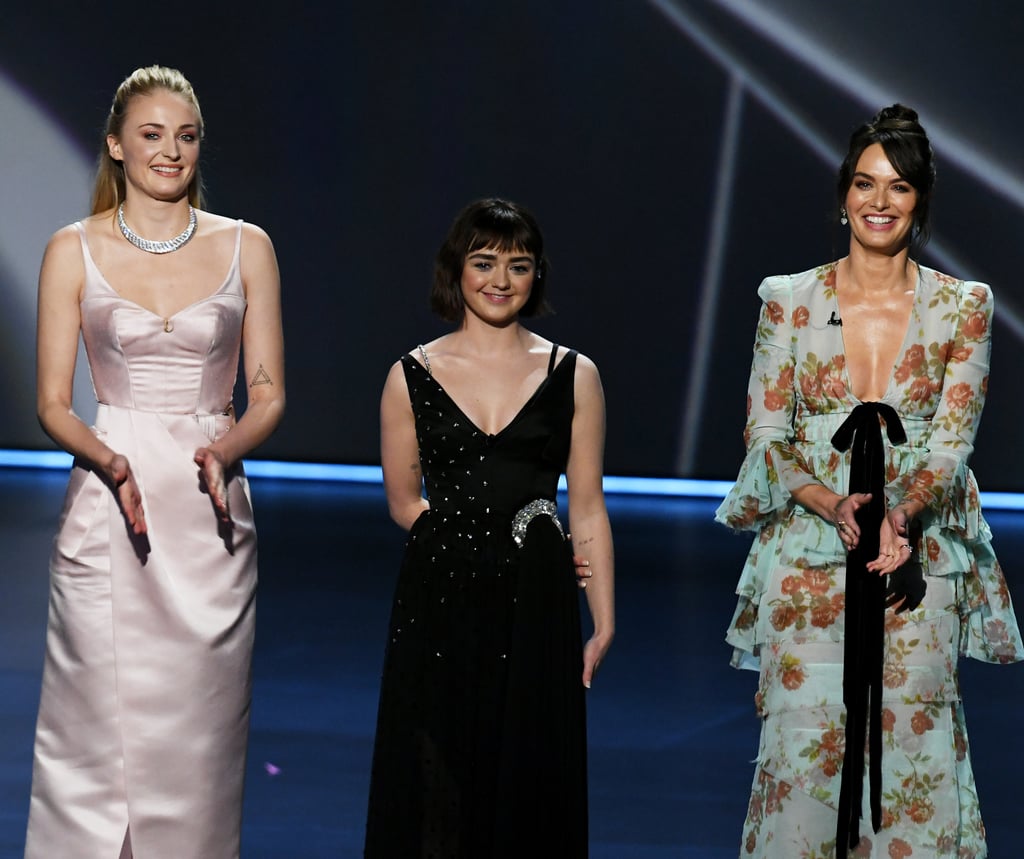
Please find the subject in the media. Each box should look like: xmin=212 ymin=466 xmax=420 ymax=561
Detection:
xmin=117 ymin=203 xmax=197 ymax=254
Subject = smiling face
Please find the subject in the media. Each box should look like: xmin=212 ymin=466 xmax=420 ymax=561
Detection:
xmin=106 ymin=89 xmax=200 ymax=204
xmin=459 ymin=246 xmax=537 ymax=327
xmin=844 ymin=142 xmax=918 ymax=256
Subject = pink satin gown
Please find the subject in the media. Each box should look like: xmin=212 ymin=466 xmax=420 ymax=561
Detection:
xmin=24 ymin=221 xmax=257 ymax=859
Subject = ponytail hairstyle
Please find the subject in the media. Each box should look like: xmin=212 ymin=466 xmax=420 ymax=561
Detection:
xmin=91 ymin=65 xmax=205 ymax=214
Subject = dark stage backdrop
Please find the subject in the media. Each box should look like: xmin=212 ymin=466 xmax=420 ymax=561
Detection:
xmin=2 ymin=1 xmax=1023 ymax=488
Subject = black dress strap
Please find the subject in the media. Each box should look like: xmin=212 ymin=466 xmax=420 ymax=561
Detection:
xmin=547 ymin=343 xmax=560 ymax=375
xmin=830 ymin=402 xmax=907 ymax=858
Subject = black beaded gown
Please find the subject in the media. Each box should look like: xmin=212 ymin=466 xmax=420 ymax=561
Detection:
xmin=364 ymin=344 xmax=588 ymax=859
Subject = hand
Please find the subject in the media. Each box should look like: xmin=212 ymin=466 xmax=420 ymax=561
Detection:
xmin=105 ymin=453 xmax=147 ymax=535
xmin=194 ymin=447 xmax=232 ymax=524
xmin=880 ymin=511 xmax=926 ymax=613
xmin=887 ymin=504 xmax=913 ymax=541
xmin=582 ymin=631 xmax=613 ymax=689
xmin=867 ymin=514 xmax=910 ymax=576
xmin=830 ymin=492 xmax=872 ymax=551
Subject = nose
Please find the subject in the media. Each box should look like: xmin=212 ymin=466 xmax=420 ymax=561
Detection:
xmin=162 ymin=138 xmax=182 ymax=160
xmin=870 ymin=185 xmax=889 ymax=210
xmin=491 ymin=266 xmax=510 ymax=289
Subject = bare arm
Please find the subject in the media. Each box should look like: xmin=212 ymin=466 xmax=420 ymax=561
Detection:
xmin=36 ymin=226 xmax=146 ymax=532
xmin=380 ymin=359 xmax=428 ymax=530
xmin=194 ymin=224 xmax=286 ymax=519
xmin=565 ymin=354 xmax=615 ymax=688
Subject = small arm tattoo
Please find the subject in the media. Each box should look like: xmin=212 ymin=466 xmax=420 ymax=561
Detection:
xmin=250 ymin=364 xmax=273 ymax=387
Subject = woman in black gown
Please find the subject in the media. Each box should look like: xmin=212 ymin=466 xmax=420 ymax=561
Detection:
xmin=364 ymin=198 xmax=615 ymax=858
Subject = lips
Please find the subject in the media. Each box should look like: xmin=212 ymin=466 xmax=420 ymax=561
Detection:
xmin=152 ymin=165 xmax=183 ymax=175
xmin=865 ymin=215 xmax=895 ymax=225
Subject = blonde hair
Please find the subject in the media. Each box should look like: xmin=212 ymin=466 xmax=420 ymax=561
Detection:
xmin=91 ymin=65 xmax=206 ymax=214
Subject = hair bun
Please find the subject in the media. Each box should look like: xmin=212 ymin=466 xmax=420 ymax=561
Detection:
xmin=874 ymin=104 xmax=920 ymax=126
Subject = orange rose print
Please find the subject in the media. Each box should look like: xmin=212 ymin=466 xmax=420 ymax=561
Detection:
xmin=961 ymin=309 xmax=988 ymax=340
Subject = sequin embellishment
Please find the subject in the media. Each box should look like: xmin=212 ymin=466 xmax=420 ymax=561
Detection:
xmin=511 ymin=499 xmax=563 ymax=548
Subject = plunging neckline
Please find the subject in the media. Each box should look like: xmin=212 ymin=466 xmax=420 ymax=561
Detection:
xmin=834 ymin=264 xmax=922 ymax=404
xmin=77 ymin=222 xmax=240 ymax=321
xmin=407 ymin=352 xmax=571 ymax=439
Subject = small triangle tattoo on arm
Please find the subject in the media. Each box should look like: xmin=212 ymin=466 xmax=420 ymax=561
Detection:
xmin=250 ymin=365 xmax=273 ymax=387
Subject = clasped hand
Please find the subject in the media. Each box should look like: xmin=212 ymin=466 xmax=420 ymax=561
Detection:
xmin=830 ymin=493 xmax=910 ymax=571
xmin=830 ymin=494 xmax=924 ymax=613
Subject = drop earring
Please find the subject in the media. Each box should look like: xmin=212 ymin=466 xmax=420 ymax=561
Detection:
xmin=840 ymin=208 xmax=848 ymax=226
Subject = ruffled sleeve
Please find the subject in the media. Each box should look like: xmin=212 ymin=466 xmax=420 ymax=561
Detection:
xmin=716 ymin=276 xmax=819 ymax=531
xmin=886 ymin=280 xmax=992 ymax=526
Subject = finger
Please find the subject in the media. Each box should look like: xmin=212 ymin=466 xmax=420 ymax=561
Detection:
xmin=215 ymin=488 xmax=232 ymax=521
xmin=885 ymin=593 xmax=908 ymax=613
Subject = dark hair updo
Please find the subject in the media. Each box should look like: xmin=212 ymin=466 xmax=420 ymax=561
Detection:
xmin=836 ymin=104 xmax=936 ymax=254
xmin=431 ymin=198 xmax=552 ymax=323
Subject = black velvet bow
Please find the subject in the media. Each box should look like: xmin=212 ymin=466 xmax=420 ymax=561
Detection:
xmin=830 ymin=402 xmax=921 ymax=857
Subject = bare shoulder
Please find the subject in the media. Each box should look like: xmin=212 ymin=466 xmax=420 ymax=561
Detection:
xmin=238 ymin=220 xmax=274 ymax=249
xmin=40 ymin=223 xmax=86 ymax=282
xmin=570 ymin=350 xmax=602 ymax=381
xmin=381 ymin=356 xmax=414 ymax=404
xmin=229 ymin=218 xmax=279 ymax=288
xmin=195 ymin=211 xmax=275 ymax=253
xmin=414 ymin=333 xmax=457 ymax=366
xmin=44 ymin=222 xmax=84 ymax=256
xmin=564 ymin=350 xmax=604 ymax=404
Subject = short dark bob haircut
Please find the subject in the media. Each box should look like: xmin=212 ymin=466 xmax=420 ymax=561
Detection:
xmin=836 ymin=103 xmax=936 ymax=255
xmin=431 ymin=198 xmax=552 ymax=323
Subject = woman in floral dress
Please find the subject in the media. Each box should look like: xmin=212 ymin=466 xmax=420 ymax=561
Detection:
xmin=716 ymin=104 xmax=1022 ymax=858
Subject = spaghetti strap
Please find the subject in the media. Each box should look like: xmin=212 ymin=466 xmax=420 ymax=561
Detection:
xmin=547 ymin=343 xmax=560 ymax=375
xmin=417 ymin=345 xmax=432 ymax=376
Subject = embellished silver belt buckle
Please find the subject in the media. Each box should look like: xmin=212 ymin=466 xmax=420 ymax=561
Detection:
xmin=511 ymin=499 xmax=564 ymax=548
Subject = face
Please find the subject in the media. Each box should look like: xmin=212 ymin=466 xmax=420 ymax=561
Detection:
xmin=460 ymin=246 xmax=536 ymax=326
xmin=107 ymin=89 xmax=200 ymax=203
xmin=844 ymin=142 xmax=918 ymax=255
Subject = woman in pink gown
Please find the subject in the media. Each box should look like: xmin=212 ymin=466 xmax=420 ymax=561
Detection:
xmin=24 ymin=65 xmax=285 ymax=859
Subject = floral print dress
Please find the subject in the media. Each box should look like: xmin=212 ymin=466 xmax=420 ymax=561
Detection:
xmin=716 ymin=262 xmax=1022 ymax=858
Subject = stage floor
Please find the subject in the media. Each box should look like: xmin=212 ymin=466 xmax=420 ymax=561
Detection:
xmin=2 ymin=469 xmax=1023 ymax=857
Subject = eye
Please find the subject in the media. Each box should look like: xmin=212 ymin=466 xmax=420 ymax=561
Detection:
xmin=472 ymin=262 xmax=492 ymax=271
xmin=892 ymin=183 xmax=911 ymax=193
xmin=144 ymin=132 xmax=160 ymax=140
xmin=179 ymin=133 xmax=197 ymax=143
xmin=510 ymin=264 xmax=533 ymax=275
xmin=855 ymin=180 xmax=872 ymax=190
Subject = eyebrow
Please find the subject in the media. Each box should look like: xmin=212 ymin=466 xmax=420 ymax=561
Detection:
xmin=467 ymin=251 xmax=535 ymax=263
xmin=136 ymin=122 xmax=199 ymax=131
xmin=853 ymin=170 xmax=909 ymax=183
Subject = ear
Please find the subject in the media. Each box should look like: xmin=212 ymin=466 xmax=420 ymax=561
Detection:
xmin=106 ymin=134 xmax=123 ymax=162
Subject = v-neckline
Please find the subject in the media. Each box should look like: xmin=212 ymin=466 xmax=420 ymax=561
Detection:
xmin=835 ymin=264 xmax=922 ymax=404
xmin=78 ymin=222 xmax=239 ymax=321
xmin=408 ymin=352 xmax=569 ymax=439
